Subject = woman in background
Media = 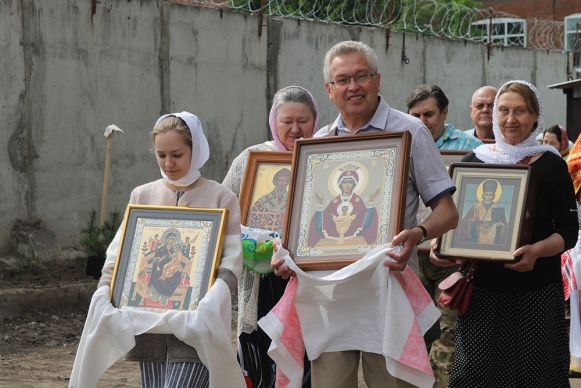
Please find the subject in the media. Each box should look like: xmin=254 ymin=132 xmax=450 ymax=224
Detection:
xmin=223 ymin=86 xmax=318 ymax=388
xmin=543 ymin=124 xmax=571 ymax=160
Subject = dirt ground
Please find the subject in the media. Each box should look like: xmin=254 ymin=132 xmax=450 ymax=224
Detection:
xmin=0 ymin=311 xmax=142 ymax=387
xmin=0 ymin=258 xmax=142 ymax=387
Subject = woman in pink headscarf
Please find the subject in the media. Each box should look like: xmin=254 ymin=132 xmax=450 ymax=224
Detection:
xmin=223 ymin=86 xmax=318 ymax=388
xmin=543 ymin=124 xmax=571 ymax=160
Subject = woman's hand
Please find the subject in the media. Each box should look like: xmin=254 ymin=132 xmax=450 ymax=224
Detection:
xmin=429 ymin=238 xmax=461 ymax=267
xmin=271 ymin=239 xmax=295 ymax=279
xmin=504 ymin=244 xmax=539 ymax=272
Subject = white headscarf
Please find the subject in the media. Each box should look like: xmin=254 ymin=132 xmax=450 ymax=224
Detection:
xmin=154 ymin=111 xmax=210 ymax=187
xmin=473 ymin=80 xmax=559 ymax=164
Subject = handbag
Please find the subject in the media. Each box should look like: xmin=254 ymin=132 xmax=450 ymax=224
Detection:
xmin=436 ymin=262 xmax=476 ymax=315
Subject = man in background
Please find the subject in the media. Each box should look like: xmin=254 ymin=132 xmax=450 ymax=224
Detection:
xmin=406 ymin=84 xmax=482 ymax=387
xmin=465 ymin=86 xmax=497 ymax=141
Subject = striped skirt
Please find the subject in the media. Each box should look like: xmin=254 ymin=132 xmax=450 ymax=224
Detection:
xmin=140 ymin=361 xmax=209 ymax=388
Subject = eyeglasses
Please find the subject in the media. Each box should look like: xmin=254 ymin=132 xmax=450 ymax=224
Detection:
xmin=329 ymin=72 xmax=376 ymax=87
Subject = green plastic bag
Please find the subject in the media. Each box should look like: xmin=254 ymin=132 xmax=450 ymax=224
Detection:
xmin=241 ymin=226 xmax=280 ymax=274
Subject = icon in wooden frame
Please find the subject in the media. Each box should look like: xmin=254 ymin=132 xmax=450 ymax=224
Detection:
xmin=437 ymin=163 xmax=534 ymax=262
xmin=284 ymin=131 xmax=411 ymax=270
xmin=239 ymin=151 xmax=293 ymax=236
xmin=110 ymin=205 xmax=228 ymax=312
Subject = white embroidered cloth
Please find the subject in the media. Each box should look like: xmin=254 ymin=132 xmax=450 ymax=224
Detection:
xmin=69 ymin=280 xmax=245 ymax=388
xmin=258 ymin=245 xmax=440 ymax=388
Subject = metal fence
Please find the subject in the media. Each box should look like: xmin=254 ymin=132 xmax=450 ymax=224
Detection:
xmin=170 ymin=0 xmax=566 ymax=50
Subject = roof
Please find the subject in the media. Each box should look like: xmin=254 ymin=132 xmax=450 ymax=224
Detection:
xmin=547 ymin=79 xmax=581 ymax=90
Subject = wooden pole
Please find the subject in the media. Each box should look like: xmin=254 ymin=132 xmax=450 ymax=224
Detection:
xmin=99 ymin=125 xmax=124 ymax=226
xmin=99 ymin=135 xmax=114 ymax=227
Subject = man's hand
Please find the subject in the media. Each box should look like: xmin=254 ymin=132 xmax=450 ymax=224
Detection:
xmin=429 ymin=238 xmax=460 ymax=267
xmin=271 ymin=239 xmax=295 ymax=279
xmin=385 ymin=227 xmax=422 ymax=271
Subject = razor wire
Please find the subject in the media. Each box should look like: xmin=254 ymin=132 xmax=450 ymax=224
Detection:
xmin=171 ymin=0 xmax=567 ymax=50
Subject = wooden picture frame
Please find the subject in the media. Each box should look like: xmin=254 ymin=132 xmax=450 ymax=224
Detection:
xmin=437 ymin=163 xmax=535 ymax=262
xmin=416 ymin=150 xmax=469 ymax=254
xmin=239 ymin=151 xmax=293 ymax=237
xmin=110 ymin=205 xmax=228 ymax=312
xmin=284 ymin=131 xmax=411 ymax=270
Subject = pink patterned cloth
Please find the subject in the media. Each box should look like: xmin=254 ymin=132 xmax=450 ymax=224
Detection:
xmin=258 ymin=277 xmax=303 ymax=387
xmin=563 ymin=249 xmax=578 ymax=300
xmin=258 ymin=245 xmax=439 ymax=388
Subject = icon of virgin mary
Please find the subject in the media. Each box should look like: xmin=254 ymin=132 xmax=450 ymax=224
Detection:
xmin=308 ymin=164 xmax=379 ymax=247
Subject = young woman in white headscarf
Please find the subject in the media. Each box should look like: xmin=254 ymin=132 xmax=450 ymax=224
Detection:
xmin=431 ymin=81 xmax=578 ymax=387
xmin=222 ymin=86 xmax=318 ymax=388
xmin=98 ymin=112 xmax=242 ymax=388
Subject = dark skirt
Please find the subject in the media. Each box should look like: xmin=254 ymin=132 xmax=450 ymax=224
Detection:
xmin=450 ymin=282 xmax=569 ymax=388
xmin=238 ymin=274 xmax=311 ymax=388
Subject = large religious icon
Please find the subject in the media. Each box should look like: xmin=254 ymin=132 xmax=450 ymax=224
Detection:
xmin=284 ymin=132 xmax=411 ymax=270
xmin=110 ymin=205 xmax=228 ymax=312
xmin=438 ymin=163 xmax=535 ymax=262
xmin=416 ymin=150 xmax=468 ymax=254
xmin=239 ymin=151 xmax=293 ymax=237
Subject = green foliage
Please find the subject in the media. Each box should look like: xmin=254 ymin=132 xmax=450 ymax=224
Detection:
xmin=231 ymin=0 xmax=486 ymax=37
xmin=80 ymin=210 xmax=121 ymax=258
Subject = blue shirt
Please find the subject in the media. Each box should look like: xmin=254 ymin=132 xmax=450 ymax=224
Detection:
xmin=436 ymin=124 xmax=483 ymax=151
xmin=315 ymin=97 xmax=455 ymax=274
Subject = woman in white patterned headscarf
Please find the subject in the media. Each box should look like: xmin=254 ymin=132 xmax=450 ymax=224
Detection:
xmin=222 ymin=86 xmax=318 ymax=388
xmin=440 ymin=81 xmax=578 ymax=387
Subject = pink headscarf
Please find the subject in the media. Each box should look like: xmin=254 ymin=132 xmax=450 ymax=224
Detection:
xmin=558 ymin=125 xmax=570 ymax=157
xmin=268 ymin=86 xmax=319 ymax=151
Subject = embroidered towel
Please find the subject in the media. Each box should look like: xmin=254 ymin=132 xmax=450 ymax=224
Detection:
xmin=258 ymin=245 xmax=439 ymax=388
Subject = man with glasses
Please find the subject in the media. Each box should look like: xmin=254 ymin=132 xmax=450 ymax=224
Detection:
xmin=311 ymin=40 xmax=459 ymax=388
xmin=465 ymin=86 xmax=497 ymax=141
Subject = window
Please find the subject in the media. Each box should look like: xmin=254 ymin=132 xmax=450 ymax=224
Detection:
xmin=471 ymin=18 xmax=526 ymax=47
xmin=565 ymin=14 xmax=581 ymax=71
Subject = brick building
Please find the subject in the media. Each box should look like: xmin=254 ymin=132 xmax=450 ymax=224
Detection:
xmin=481 ymin=0 xmax=581 ymax=21
xmin=478 ymin=1 xmax=581 ymax=140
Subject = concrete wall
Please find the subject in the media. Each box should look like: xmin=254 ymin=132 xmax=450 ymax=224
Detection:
xmin=1 ymin=0 xmax=569 ymax=254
